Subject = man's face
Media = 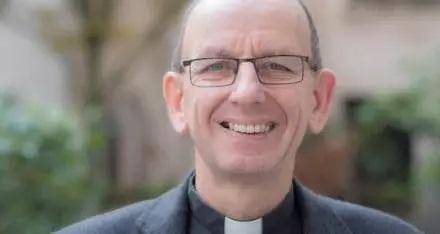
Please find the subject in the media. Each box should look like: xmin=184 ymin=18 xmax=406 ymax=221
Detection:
xmin=164 ymin=0 xmax=334 ymax=177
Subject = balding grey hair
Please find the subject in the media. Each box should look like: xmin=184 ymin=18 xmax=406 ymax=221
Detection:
xmin=170 ymin=0 xmax=322 ymax=73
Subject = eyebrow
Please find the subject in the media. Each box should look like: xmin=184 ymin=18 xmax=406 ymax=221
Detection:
xmin=194 ymin=47 xmax=236 ymax=59
xmin=256 ymin=47 xmax=302 ymax=57
xmin=191 ymin=46 xmax=305 ymax=59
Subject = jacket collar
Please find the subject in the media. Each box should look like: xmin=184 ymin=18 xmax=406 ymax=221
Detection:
xmin=136 ymin=171 xmax=352 ymax=234
xmin=295 ymin=182 xmax=352 ymax=234
xmin=135 ymin=180 xmax=191 ymax=234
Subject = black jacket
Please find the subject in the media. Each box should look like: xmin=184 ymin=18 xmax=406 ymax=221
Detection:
xmin=57 ymin=172 xmax=422 ymax=234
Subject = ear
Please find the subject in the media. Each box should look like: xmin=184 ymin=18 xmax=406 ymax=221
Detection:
xmin=308 ymin=68 xmax=336 ymax=134
xmin=163 ymin=71 xmax=188 ymax=135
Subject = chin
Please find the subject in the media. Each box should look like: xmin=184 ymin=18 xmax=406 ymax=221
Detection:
xmin=215 ymin=152 xmax=282 ymax=177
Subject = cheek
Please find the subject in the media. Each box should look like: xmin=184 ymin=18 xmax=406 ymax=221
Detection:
xmin=276 ymin=87 xmax=314 ymax=142
xmin=284 ymin=101 xmax=303 ymax=138
xmin=282 ymin=100 xmax=310 ymax=157
xmin=183 ymin=89 xmax=228 ymax=134
xmin=183 ymin=94 xmax=202 ymax=138
xmin=274 ymin=89 xmax=309 ymax=123
xmin=290 ymin=85 xmax=315 ymax=119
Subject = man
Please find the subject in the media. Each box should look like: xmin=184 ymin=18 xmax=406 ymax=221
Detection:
xmin=57 ymin=0 xmax=422 ymax=233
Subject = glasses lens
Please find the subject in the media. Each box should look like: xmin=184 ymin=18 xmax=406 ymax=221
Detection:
xmin=190 ymin=59 xmax=237 ymax=87
xmin=256 ymin=56 xmax=303 ymax=84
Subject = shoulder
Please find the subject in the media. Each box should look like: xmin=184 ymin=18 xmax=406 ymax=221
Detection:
xmin=294 ymin=182 xmax=422 ymax=234
xmin=55 ymin=200 xmax=152 ymax=234
xmin=318 ymin=194 xmax=422 ymax=234
xmin=55 ymin=174 xmax=192 ymax=234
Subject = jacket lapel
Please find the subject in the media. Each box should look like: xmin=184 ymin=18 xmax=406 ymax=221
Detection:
xmin=295 ymin=182 xmax=352 ymax=234
xmin=135 ymin=181 xmax=190 ymax=234
xmin=135 ymin=172 xmax=353 ymax=234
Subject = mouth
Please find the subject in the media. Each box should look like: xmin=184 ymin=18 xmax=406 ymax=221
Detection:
xmin=220 ymin=121 xmax=276 ymax=135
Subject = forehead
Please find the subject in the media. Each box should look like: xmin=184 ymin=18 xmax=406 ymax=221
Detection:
xmin=182 ymin=0 xmax=311 ymax=58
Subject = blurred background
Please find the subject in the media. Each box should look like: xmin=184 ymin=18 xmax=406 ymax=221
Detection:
xmin=0 ymin=0 xmax=439 ymax=233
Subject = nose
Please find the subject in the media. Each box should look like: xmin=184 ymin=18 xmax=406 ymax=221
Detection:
xmin=229 ymin=62 xmax=266 ymax=104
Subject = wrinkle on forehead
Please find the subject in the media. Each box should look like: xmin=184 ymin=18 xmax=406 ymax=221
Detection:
xmin=182 ymin=0 xmax=311 ymax=59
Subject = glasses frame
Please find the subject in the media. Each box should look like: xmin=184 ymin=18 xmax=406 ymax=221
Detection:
xmin=181 ymin=54 xmax=311 ymax=87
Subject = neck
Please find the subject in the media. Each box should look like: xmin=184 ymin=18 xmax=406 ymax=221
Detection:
xmin=194 ymin=156 xmax=294 ymax=220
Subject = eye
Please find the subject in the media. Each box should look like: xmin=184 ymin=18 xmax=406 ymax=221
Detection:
xmin=191 ymin=59 xmax=235 ymax=76
xmin=268 ymin=63 xmax=291 ymax=72
xmin=207 ymin=63 xmax=225 ymax=72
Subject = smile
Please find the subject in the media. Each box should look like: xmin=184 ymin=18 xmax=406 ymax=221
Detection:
xmin=220 ymin=122 xmax=276 ymax=134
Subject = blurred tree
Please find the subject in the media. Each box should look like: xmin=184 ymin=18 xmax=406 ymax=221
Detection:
xmin=0 ymin=1 xmax=190 ymax=230
xmin=36 ymin=0 xmax=188 ymax=188
xmin=353 ymin=51 xmax=440 ymax=215
xmin=0 ymin=93 xmax=101 ymax=233
xmin=71 ymin=0 xmax=187 ymax=187
xmin=0 ymin=0 xmax=8 ymax=15
xmin=358 ymin=52 xmax=440 ymax=145
xmin=71 ymin=0 xmax=188 ymax=97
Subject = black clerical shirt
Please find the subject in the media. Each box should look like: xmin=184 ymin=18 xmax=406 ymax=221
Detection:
xmin=187 ymin=175 xmax=303 ymax=234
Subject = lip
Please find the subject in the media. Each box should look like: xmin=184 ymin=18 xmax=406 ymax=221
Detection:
xmin=217 ymin=117 xmax=277 ymax=125
xmin=218 ymin=123 xmax=271 ymax=139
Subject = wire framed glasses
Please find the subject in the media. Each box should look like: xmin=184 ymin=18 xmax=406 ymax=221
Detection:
xmin=181 ymin=55 xmax=310 ymax=87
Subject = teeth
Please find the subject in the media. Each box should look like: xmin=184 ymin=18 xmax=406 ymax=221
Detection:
xmin=227 ymin=122 xmax=273 ymax=134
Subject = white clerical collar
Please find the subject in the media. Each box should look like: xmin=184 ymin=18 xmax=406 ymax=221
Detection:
xmin=224 ymin=217 xmax=262 ymax=234
xmin=188 ymin=173 xmax=301 ymax=234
